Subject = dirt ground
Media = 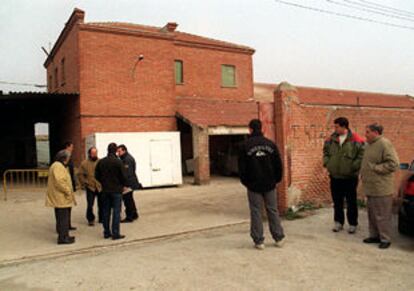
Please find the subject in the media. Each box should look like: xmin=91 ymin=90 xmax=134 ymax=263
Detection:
xmin=0 ymin=178 xmax=413 ymax=290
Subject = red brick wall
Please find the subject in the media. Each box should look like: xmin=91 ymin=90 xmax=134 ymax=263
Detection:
xmin=174 ymin=45 xmax=253 ymax=101
xmin=45 ymin=17 xmax=82 ymax=163
xmin=46 ymin=10 xmax=254 ymax=164
xmin=76 ymin=28 xmax=178 ymax=158
xmin=271 ymin=84 xmax=414 ymax=208
xmin=46 ymin=20 xmax=80 ymax=94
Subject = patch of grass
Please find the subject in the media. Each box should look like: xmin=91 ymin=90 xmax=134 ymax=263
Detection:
xmin=357 ymin=198 xmax=367 ymax=209
xmin=285 ymin=208 xmax=303 ymax=220
xmin=284 ymin=201 xmax=321 ymax=220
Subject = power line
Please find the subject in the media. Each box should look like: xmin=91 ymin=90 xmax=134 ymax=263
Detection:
xmin=0 ymin=80 xmax=47 ymax=88
xmin=274 ymin=0 xmax=414 ymax=31
xmin=326 ymin=0 xmax=414 ymax=23
xmin=357 ymin=0 xmax=414 ymax=17
xmin=344 ymin=1 xmax=414 ymax=18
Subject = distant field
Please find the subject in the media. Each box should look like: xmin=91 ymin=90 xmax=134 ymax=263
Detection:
xmin=36 ymin=141 xmax=50 ymax=167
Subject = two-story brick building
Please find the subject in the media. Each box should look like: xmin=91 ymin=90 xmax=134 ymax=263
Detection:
xmin=44 ymin=8 xmax=257 ymax=183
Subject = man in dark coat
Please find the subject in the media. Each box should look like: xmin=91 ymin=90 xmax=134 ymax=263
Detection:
xmin=238 ymin=119 xmax=285 ymax=250
xmin=117 ymin=144 xmax=140 ymax=223
xmin=95 ymin=143 xmax=127 ymax=240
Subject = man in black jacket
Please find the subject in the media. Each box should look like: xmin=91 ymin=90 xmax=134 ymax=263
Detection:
xmin=95 ymin=143 xmax=127 ymax=240
xmin=238 ymin=119 xmax=285 ymax=250
xmin=117 ymin=144 xmax=140 ymax=223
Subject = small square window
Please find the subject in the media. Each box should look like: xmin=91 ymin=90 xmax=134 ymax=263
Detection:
xmin=175 ymin=60 xmax=184 ymax=84
xmin=54 ymin=67 xmax=58 ymax=89
xmin=221 ymin=64 xmax=236 ymax=87
xmin=61 ymin=58 xmax=65 ymax=85
xmin=48 ymin=75 xmax=52 ymax=92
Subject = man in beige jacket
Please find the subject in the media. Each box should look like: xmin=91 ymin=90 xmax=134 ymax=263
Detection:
xmin=78 ymin=147 xmax=102 ymax=226
xmin=360 ymin=123 xmax=399 ymax=249
xmin=46 ymin=150 xmax=77 ymax=245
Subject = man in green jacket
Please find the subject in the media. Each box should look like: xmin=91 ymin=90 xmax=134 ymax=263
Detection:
xmin=323 ymin=117 xmax=365 ymax=233
xmin=360 ymin=123 xmax=399 ymax=249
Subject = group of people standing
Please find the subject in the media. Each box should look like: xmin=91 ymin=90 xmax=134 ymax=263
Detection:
xmin=238 ymin=117 xmax=399 ymax=250
xmin=46 ymin=117 xmax=399 ymax=249
xmin=46 ymin=142 xmax=141 ymax=244
xmin=323 ymin=117 xmax=399 ymax=249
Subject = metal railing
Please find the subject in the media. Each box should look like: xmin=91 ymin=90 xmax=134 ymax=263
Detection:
xmin=2 ymin=169 xmax=49 ymax=201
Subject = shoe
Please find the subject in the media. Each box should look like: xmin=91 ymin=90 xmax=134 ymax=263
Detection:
xmin=348 ymin=225 xmax=357 ymax=234
xmin=69 ymin=226 xmax=77 ymax=231
xmin=88 ymin=221 xmax=95 ymax=226
xmin=363 ymin=237 xmax=381 ymax=244
xmin=112 ymin=235 xmax=126 ymax=240
xmin=121 ymin=218 xmax=133 ymax=223
xmin=332 ymin=222 xmax=343 ymax=232
xmin=379 ymin=242 xmax=391 ymax=249
xmin=254 ymin=243 xmax=265 ymax=250
xmin=104 ymin=233 xmax=112 ymax=239
xmin=58 ymin=237 xmax=75 ymax=245
xmin=275 ymin=236 xmax=286 ymax=248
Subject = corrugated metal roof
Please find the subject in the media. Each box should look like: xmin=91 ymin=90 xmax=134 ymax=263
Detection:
xmin=0 ymin=91 xmax=79 ymax=101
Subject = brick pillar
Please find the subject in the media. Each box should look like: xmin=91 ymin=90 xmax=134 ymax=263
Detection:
xmin=192 ymin=125 xmax=210 ymax=184
xmin=274 ymin=82 xmax=299 ymax=213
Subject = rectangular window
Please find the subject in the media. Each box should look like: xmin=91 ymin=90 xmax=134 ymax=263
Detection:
xmin=48 ymin=75 xmax=52 ymax=92
xmin=54 ymin=67 xmax=58 ymax=89
xmin=175 ymin=60 xmax=183 ymax=84
xmin=61 ymin=58 xmax=65 ymax=85
xmin=221 ymin=64 xmax=236 ymax=87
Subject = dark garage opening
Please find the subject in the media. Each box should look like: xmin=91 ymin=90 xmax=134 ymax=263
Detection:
xmin=209 ymin=135 xmax=246 ymax=177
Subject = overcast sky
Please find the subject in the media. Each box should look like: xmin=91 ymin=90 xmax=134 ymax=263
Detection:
xmin=1 ymin=0 xmax=413 ymax=95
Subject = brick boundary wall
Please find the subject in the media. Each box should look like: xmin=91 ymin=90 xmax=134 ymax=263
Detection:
xmin=266 ymin=83 xmax=414 ymax=211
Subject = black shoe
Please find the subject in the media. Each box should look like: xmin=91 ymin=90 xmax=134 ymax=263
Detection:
xmin=112 ymin=235 xmax=126 ymax=240
xmin=121 ymin=218 xmax=133 ymax=223
xmin=104 ymin=233 xmax=112 ymax=239
xmin=132 ymin=214 xmax=139 ymax=220
xmin=69 ymin=226 xmax=77 ymax=231
xmin=88 ymin=221 xmax=95 ymax=226
xmin=363 ymin=237 xmax=381 ymax=244
xmin=379 ymin=242 xmax=391 ymax=249
xmin=58 ymin=237 xmax=75 ymax=244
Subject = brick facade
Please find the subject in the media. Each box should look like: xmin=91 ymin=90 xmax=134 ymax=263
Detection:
xmin=44 ymin=9 xmax=255 ymax=164
xmin=264 ymin=83 xmax=414 ymax=209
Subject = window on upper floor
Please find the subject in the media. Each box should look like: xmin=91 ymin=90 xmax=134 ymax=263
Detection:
xmin=54 ymin=67 xmax=58 ymax=89
xmin=61 ymin=58 xmax=66 ymax=85
xmin=48 ymin=75 xmax=52 ymax=92
xmin=175 ymin=60 xmax=184 ymax=84
xmin=221 ymin=64 xmax=236 ymax=87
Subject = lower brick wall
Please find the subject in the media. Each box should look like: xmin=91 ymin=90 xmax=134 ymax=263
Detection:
xmin=269 ymin=84 xmax=414 ymax=209
xmin=288 ymin=104 xmax=414 ymax=206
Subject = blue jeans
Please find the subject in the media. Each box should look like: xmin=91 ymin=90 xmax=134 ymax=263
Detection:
xmin=102 ymin=192 xmax=122 ymax=237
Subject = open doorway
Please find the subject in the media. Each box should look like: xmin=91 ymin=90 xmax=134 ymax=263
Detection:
xmin=34 ymin=123 xmax=50 ymax=168
xmin=177 ymin=118 xmax=194 ymax=179
xmin=209 ymin=135 xmax=246 ymax=177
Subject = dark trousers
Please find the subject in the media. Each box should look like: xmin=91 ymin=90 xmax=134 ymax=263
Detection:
xmin=54 ymin=208 xmax=70 ymax=241
xmin=330 ymin=176 xmax=358 ymax=226
xmin=247 ymin=189 xmax=284 ymax=244
xmin=102 ymin=192 xmax=122 ymax=237
xmin=122 ymin=191 xmax=138 ymax=220
xmin=86 ymin=189 xmax=103 ymax=223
